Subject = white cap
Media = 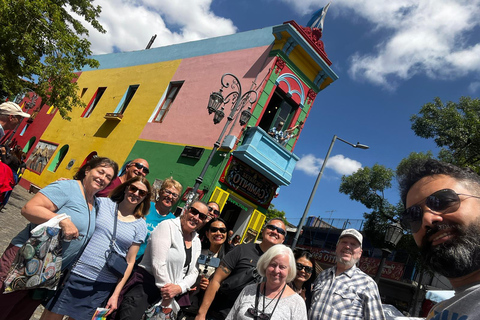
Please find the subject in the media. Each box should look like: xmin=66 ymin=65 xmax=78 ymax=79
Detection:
xmin=0 ymin=102 xmax=30 ymax=118
xmin=338 ymin=229 xmax=363 ymax=247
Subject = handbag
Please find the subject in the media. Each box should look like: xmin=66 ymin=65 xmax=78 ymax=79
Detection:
xmin=105 ymin=204 xmax=128 ymax=278
xmin=3 ymin=213 xmax=70 ymax=293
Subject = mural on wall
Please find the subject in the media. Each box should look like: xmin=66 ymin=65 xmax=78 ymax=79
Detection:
xmin=26 ymin=140 xmax=58 ymax=174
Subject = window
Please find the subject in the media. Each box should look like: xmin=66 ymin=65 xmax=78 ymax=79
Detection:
xmin=258 ymin=89 xmax=297 ymax=132
xmin=153 ymin=82 xmax=183 ymax=123
xmin=19 ymin=124 xmax=29 ymax=136
xmin=48 ymin=144 xmax=69 ymax=172
xmin=114 ymin=85 xmax=139 ymax=114
xmin=81 ymin=87 xmax=106 ymax=118
xmin=46 ymin=105 xmax=56 ymax=114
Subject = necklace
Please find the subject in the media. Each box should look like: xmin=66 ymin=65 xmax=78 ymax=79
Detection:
xmin=262 ymin=283 xmax=286 ymax=317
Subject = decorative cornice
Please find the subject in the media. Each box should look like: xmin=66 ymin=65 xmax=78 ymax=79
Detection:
xmin=275 ymin=57 xmax=286 ymax=74
xmin=307 ymin=89 xmax=317 ymax=104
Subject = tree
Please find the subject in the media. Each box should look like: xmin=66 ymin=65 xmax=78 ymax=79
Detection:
xmin=0 ymin=0 xmax=105 ymax=119
xmin=264 ymin=204 xmax=287 ymax=226
xmin=411 ymin=97 xmax=480 ymax=173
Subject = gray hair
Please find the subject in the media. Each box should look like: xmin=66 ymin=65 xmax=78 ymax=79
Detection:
xmin=257 ymin=244 xmax=296 ymax=283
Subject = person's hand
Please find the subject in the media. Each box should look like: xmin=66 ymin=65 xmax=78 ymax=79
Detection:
xmin=199 ymin=277 xmax=209 ymax=290
xmin=194 ymin=313 xmax=206 ymax=320
xmin=104 ymin=294 xmax=119 ymax=315
xmin=161 ymin=283 xmax=182 ymax=300
xmin=59 ymin=218 xmax=79 ymax=241
xmin=0 ymin=147 xmax=6 ymax=155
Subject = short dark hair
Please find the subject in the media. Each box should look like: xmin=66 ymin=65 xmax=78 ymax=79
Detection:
xmin=110 ymin=176 xmax=152 ymax=218
xmin=398 ymin=158 xmax=480 ymax=206
xmin=73 ymin=157 xmax=119 ymax=182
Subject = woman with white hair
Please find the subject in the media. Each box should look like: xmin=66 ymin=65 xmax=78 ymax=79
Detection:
xmin=226 ymin=244 xmax=307 ymax=320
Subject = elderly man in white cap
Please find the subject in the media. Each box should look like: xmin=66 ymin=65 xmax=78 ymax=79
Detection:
xmin=309 ymin=229 xmax=385 ymax=320
xmin=0 ymin=102 xmax=30 ymax=139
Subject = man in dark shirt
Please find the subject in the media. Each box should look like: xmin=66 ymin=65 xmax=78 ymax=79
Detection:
xmin=195 ymin=218 xmax=286 ymax=320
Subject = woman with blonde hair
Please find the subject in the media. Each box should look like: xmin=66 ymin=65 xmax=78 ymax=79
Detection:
xmin=226 ymin=244 xmax=307 ymax=320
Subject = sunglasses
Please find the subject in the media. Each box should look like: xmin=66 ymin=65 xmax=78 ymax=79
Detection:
xmin=247 ymin=308 xmax=271 ymax=320
xmin=209 ymin=227 xmax=227 ymax=234
xmin=296 ymin=262 xmax=313 ymax=274
xmin=401 ymin=188 xmax=480 ymax=233
xmin=128 ymin=184 xmax=148 ymax=197
xmin=189 ymin=207 xmax=208 ymax=221
xmin=132 ymin=162 xmax=149 ymax=175
xmin=266 ymin=224 xmax=286 ymax=236
xmin=208 ymin=206 xmax=220 ymax=216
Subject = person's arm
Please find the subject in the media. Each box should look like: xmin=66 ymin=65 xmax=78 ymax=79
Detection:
xmin=105 ymin=243 xmax=141 ymax=315
xmin=364 ymin=281 xmax=386 ymax=320
xmin=21 ymin=191 xmax=79 ymax=239
xmin=176 ymin=237 xmax=200 ymax=293
xmin=149 ymin=221 xmax=174 ymax=288
xmin=194 ymin=261 xmax=231 ymax=320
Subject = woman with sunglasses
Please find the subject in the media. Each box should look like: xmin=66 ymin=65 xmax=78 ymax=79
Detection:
xmin=0 ymin=157 xmax=118 ymax=320
xmin=289 ymin=249 xmax=317 ymax=311
xmin=180 ymin=218 xmax=230 ymax=319
xmin=41 ymin=176 xmax=150 ymax=320
xmin=115 ymin=201 xmax=209 ymax=320
xmin=226 ymin=244 xmax=307 ymax=320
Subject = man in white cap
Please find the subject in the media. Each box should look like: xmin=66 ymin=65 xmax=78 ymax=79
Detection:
xmin=0 ymin=102 xmax=30 ymax=139
xmin=309 ymin=229 xmax=385 ymax=319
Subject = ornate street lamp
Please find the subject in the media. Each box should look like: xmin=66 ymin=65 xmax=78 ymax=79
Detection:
xmin=291 ymin=135 xmax=369 ymax=249
xmin=374 ymin=221 xmax=404 ymax=283
xmin=186 ymin=73 xmax=258 ymax=204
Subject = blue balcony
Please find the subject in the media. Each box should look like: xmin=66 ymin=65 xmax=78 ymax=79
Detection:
xmin=232 ymin=126 xmax=299 ymax=186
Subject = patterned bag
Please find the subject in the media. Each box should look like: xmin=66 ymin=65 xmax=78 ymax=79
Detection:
xmin=3 ymin=214 xmax=70 ymax=293
xmin=145 ymin=299 xmax=180 ymax=320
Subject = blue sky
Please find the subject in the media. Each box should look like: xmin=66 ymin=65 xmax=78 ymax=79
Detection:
xmin=83 ymin=0 xmax=480 ymax=226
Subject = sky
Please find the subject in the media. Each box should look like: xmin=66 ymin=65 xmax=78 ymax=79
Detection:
xmin=80 ymin=0 xmax=480 ymax=227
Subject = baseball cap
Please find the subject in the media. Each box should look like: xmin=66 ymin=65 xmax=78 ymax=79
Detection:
xmin=0 ymin=102 xmax=30 ymax=118
xmin=338 ymin=229 xmax=363 ymax=247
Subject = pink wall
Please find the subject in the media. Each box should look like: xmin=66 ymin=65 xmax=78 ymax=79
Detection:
xmin=139 ymin=45 xmax=274 ymax=148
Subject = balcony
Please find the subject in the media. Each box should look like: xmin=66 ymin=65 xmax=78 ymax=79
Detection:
xmin=232 ymin=126 xmax=299 ymax=186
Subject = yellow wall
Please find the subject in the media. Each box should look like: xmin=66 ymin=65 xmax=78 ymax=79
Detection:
xmin=23 ymin=59 xmax=182 ymax=187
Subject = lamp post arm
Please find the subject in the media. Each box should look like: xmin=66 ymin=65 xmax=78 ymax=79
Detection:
xmin=291 ymin=135 xmax=337 ymax=249
xmin=336 ymin=137 xmax=357 ymax=148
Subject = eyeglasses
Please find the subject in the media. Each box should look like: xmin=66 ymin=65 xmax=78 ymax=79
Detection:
xmin=132 ymin=162 xmax=149 ymax=175
xmin=296 ymin=262 xmax=313 ymax=274
xmin=401 ymin=188 xmax=480 ymax=233
xmin=189 ymin=207 xmax=208 ymax=221
xmin=208 ymin=206 xmax=220 ymax=216
xmin=209 ymin=227 xmax=227 ymax=234
xmin=128 ymin=184 xmax=148 ymax=197
xmin=247 ymin=308 xmax=271 ymax=320
xmin=163 ymin=189 xmax=179 ymax=199
xmin=266 ymin=224 xmax=286 ymax=236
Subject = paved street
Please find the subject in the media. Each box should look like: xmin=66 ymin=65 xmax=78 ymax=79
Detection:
xmin=0 ymin=185 xmax=44 ymax=320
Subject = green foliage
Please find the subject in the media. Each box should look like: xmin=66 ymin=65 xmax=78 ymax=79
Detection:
xmin=264 ymin=204 xmax=288 ymax=226
xmin=411 ymin=97 xmax=480 ymax=173
xmin=0 ymin=0 xmax=105 ymax=119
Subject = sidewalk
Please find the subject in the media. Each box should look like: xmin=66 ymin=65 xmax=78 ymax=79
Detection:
xmin=0 ymin=185 xmax=44 ymax=320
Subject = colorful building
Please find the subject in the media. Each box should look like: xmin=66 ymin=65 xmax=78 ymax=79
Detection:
xmin=15 ymin=20 xmax=338 ymax=241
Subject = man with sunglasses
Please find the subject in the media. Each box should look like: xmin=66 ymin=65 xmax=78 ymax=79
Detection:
xmin=309 ymin=229 xmax=385 ymax=320
xmin=398 ymin=158 xmax=480 ymax=320
xmin=195 ymin=218 xmax=287 ymax=320
xmin=97 ymin=158 xmax=150 ymax=197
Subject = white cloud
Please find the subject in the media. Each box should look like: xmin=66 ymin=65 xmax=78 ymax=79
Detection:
xmin=295 ymin=154 xmax=362 ymax=177
xmin=279 ymin=0 xmax=480 ymax=89
xmin=468 ymin=81 xmax=480 ymax=93
xmin=81 ymin=0 xmax=237 ymax=54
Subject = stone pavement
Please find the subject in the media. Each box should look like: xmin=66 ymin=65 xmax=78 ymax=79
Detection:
xmin=0 ymin=186 xmax=45 ymax=320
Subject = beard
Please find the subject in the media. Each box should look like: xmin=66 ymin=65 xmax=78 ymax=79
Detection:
xmin=336 ymin=255 xmax=360 ymax=269
xmin=421 ymin=220 xmax=480 ymax=278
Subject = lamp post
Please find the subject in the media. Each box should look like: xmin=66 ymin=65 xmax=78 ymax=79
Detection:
xmin=291 ymin=134 xmax=369 ymax=249
xmin=186 ymin=73 xmax=258 ymax=205
xmin=374 ymin=221 xmax=404 ymax=283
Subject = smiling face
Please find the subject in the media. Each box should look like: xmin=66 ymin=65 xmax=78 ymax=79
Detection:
xmin=125 ymin=181 xmax=148 ymax=206
xmin=335 ymin=236 xmax=362 ymax=269
xmin=156 ymin=186 xmax=181 ymax=211
xmin=266 ymin=254 xmax=290 ymax=286
xmin=125 ymin=158 xmax=149 ymax=179
xmin=262 ymin=219 xmax=286 ymax=248
xmin=84 ymin=165 xmax=115 ymax=194
xmin=206 ymin=220 xmax=227 ymax=247
xmin=406 ymin=174 xmax=480 ymax=278
xmin=181 ymin=202 xmax=209 ymax=233
xmin=295 ymin=256 xmax=313 ymax=284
